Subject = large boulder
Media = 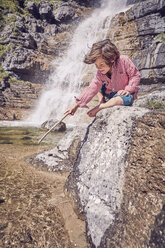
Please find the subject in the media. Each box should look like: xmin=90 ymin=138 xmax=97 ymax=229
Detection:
xmin=26 ymin=1 xmax=39 ymax=19
xmin=34 ymin=88 xmax=165 ymax=247
xmin=53 ymin=4 xmax=75 ymax=22
xmin=34 ymin=126 xmax=87 ymax=172
xmin=41 ymin=119 xmax=66 ymax=132
xmin=38 ymin=1 xmax=55 ymax=23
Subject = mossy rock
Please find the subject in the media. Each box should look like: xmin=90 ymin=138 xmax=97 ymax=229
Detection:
xmin=146 ymin=99 xmax=165 ymax=110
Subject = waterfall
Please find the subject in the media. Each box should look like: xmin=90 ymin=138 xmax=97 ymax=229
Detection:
xmin=27 ymin=0 xmax=127 ymax=126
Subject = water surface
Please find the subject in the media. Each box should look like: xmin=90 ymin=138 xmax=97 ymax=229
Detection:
xmin=0 ymin=126 xmax=88 ymax=247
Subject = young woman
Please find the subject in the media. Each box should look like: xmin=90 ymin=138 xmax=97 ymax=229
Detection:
xmin=65 ymin=39 xmax=140 ymax=117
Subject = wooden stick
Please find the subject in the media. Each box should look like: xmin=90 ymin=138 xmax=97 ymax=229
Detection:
xmin=38 ymin=113 xmax=70 ymax=144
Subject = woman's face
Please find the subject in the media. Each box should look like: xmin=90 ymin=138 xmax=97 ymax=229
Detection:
xmin=95 ymin=57 xmax=113 ymax=74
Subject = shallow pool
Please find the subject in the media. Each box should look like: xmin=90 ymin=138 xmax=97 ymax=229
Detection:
xmin=0 ymin=126 xmax=66 ymax=146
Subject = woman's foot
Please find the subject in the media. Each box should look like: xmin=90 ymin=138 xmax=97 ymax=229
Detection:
xmin=87 ymin=105 xmax=101 ymax=117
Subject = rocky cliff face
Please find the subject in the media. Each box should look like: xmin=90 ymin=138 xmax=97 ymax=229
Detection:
xmin=0 ymin=0 xmax=98 ymax=83
xmin=0 ymin=77 xmax=42 ymax=120
xmin=108 ymin=0 xmax=165 ymax=84
xmin=0 ymin=0 xmax=100 ymax=119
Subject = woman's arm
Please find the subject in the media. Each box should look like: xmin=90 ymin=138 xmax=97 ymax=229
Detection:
xmin=64 ymin=102 xmax=79 ymax=115
xmin=75 ymin=71 xmax=103 ymax=108
xmin=64 ymin=71 xmax=103 ymax=115
xmin=124 ymin=57 xmax=140 ymax=94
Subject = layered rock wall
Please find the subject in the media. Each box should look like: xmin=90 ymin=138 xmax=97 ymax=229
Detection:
xmin=0 ymin=0 xmax=96 ymax=83
xmin=108 ymin=0 xmax=165 ymax=84
xmin=0 ymin=77 xmax=42 ymax=120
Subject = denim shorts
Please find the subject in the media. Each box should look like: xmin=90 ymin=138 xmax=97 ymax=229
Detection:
xmin=100 ymin=83 xmax=134 ymax=106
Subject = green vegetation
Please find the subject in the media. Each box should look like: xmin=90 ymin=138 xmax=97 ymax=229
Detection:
xmin=9 ymin=76 xmax=32 ymax=85
xmin=0 ymin=0 xmax=23 ymax=25
xmin=146 ymin=99 xmax=165 ymax=110
xmin=0 ymin=0 xmax=61 ymax=26
xmin=0 ymin=66 xmax=33 ymax=86
xmin=157 ymin=33 xmax=165 ymax=43
xmin=24 ymin=0 xmax=55 ymax=3
xmin=0 ymin=43 xmax=15 ymax=59
xmin=0 ymin=64 xmax=32 ymax=87
xmin=0 ymin=65 xmax=9 ymax=82
xmin=0 ymin=44 xmax=6 ymax=57
xmin=0 ymin=0 xmax=64 ymax=30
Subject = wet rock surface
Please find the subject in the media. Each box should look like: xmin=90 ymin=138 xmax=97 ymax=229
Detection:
xmin=32 ymin=127 xmax=87 ymax=172
xmin=41 ymin=119 xmax=66 ymax=132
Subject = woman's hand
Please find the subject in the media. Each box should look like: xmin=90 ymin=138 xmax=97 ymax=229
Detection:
xmin=117 ymin=90 xmax=130 ymax=96
xmin=64 ymin=103 xmax=79 ymax=116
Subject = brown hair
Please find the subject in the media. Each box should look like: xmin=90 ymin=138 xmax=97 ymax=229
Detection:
xmin=84 ymin=39 xmax=120 ymax=65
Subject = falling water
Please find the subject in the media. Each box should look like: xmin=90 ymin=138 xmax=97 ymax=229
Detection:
xmin=27 ymin=0 xmax=127 ymax=126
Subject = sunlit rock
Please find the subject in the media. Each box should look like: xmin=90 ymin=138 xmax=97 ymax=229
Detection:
xmin=41 ymin=119 xmax=66 ymax=132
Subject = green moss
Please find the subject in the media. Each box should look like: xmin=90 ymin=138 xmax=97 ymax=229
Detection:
xmin=13 ymin=29 xmax=20 ymax=36
xmin=0 ymin=65 xmax=9 ymax=81
xmin=24 ymin=0 xmax=60 ymax=4
xmin=0 ymin=64 xmax=29 ymax=85
xmin=0 ymin=0 xmax=23 ymax=24
xmin=0 ymin=44 xmax=6 ymax=57
xmin=157 ymin=33 xmax=165 ymax=43
xmin=9 ymin=76 xmax=29 ymax=84
xmin=146 ymin=99 xmax=165 ymax=110
xmin=0 ymin=43 xmax=15 ymax=59
xmin=0 ymin=0 xmax=60 ymax=26
xmin=0 ymin=65 xmax=6 ymax=74
xmin=6 ymin=15 xmax=17 ymax=24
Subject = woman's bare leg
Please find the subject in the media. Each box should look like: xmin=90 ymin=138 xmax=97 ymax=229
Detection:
xmin=87 ymin=96 xmax=123 ymax=117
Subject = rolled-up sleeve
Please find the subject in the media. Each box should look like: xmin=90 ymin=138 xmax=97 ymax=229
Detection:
xmin=124 ymin=57 xmax=140 ymax=94
xmin=75 ymin=71 xmax=103 ymax=108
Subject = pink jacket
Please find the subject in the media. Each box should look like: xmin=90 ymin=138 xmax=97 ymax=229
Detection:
xmin=76 ymin=55 xmax=140 ymax=108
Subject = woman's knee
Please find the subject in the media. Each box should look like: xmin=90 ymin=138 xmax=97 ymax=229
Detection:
xmin=114 ymin=96 xmax=123 ymax=105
